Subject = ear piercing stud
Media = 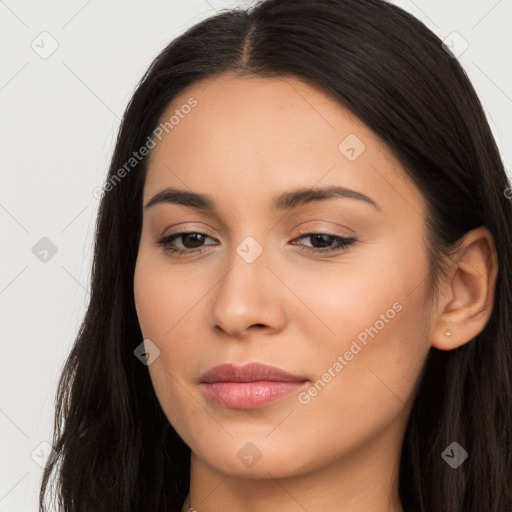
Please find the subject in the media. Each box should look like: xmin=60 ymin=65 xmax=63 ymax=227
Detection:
xmin=445 ymin=330 xmax=452 ymax=336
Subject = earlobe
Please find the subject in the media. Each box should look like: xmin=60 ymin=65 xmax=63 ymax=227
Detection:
xmin=431 ymin=226 xmax=499 ymax=351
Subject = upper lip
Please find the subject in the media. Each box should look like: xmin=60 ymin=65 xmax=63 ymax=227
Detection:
xmin=200 ymin=362 xmax=308 ymax=383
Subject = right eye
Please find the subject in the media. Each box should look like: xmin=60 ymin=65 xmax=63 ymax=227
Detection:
xmin=156 ymin=231 xmax=218 ymax=257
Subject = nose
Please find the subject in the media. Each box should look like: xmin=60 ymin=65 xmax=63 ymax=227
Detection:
xmin=208 ymin=241 xmax=287 ymax=339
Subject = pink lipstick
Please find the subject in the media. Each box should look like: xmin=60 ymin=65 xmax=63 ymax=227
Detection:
xmin=199 ymin=362 xmax=308 ymax=409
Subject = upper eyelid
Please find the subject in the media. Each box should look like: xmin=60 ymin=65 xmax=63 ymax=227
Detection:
xmin=163 ymin=230 xmax=217 ymax=241
xmin=164 ymin=228 xmax=347 ymax=237
xmin=162 ymin=220 xmax=353 ymax=237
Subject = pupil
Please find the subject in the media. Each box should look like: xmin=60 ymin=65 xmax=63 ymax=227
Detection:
xmin=312 ymin=234 xmax=331 ymax=247
xmin=184 ymin=233 xmax=204 ymax=248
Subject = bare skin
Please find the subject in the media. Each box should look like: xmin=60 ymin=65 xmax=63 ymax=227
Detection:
xmin=133 ymin=73 xmax=498 ymax=512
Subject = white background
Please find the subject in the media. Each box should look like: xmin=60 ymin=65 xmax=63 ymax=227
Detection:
xmin=1 ymin=0 xmax=511 ymax=510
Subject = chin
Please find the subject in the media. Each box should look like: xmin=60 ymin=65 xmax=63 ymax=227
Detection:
xmin=191 ymin=436 xmax=318 ymax=479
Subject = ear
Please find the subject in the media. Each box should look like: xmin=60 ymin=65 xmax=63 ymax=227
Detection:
xmin=430 ymin=226 xmax=499 ymax=350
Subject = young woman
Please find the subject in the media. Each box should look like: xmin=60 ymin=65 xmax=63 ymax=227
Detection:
xmin=39 ymin=0 xmax=512 ymax=510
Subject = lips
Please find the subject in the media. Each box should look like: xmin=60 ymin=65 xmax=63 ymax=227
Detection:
xmin=199 ymin=362 xmax=309 ymax=409
xmin=200 ymin=362 xmax=307 ymax=383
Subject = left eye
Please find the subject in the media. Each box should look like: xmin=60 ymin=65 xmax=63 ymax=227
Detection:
xmin=156 ymin=231 xmax=356 ymax=257
xmin=292 ymin=233 xmax=356 ymax=253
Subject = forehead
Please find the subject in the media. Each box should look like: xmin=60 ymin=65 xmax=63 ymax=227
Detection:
xmin=143 ymin=73 xmax=425 ymax=221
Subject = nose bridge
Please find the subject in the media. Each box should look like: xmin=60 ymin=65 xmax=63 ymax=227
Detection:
xmin=208 ymin=233 xmax=284 ymax=335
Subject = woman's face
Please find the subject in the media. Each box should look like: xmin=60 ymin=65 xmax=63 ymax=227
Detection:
xmin=133 ymin=73 xmax=434 ymax=479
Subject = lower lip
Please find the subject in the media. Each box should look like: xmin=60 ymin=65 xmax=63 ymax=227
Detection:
xmin=200 ymin=381 xmax=307 ymax=409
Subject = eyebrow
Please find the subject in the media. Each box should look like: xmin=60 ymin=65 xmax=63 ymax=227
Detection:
xmin=144 ymin=185 xmax=381 ymax=212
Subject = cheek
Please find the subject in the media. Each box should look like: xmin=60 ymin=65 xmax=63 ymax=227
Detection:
xmin=288 ymin=286 xmax=430 ymax=469
xmin=133 ymin=250 xmax=197 ymax=340
xmin=282 ymin=249 xmax=406 ymax=346
xmin=290 ymin=240 xmax=431 ymax=402
xmin=133 ymin=252 xmax=158 ymax=338
xmin=133 ymin=251 xmax=206 ymax=403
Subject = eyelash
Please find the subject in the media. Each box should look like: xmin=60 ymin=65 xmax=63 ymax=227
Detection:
xmin=155 ymin=230 xmax=356 ymax=257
